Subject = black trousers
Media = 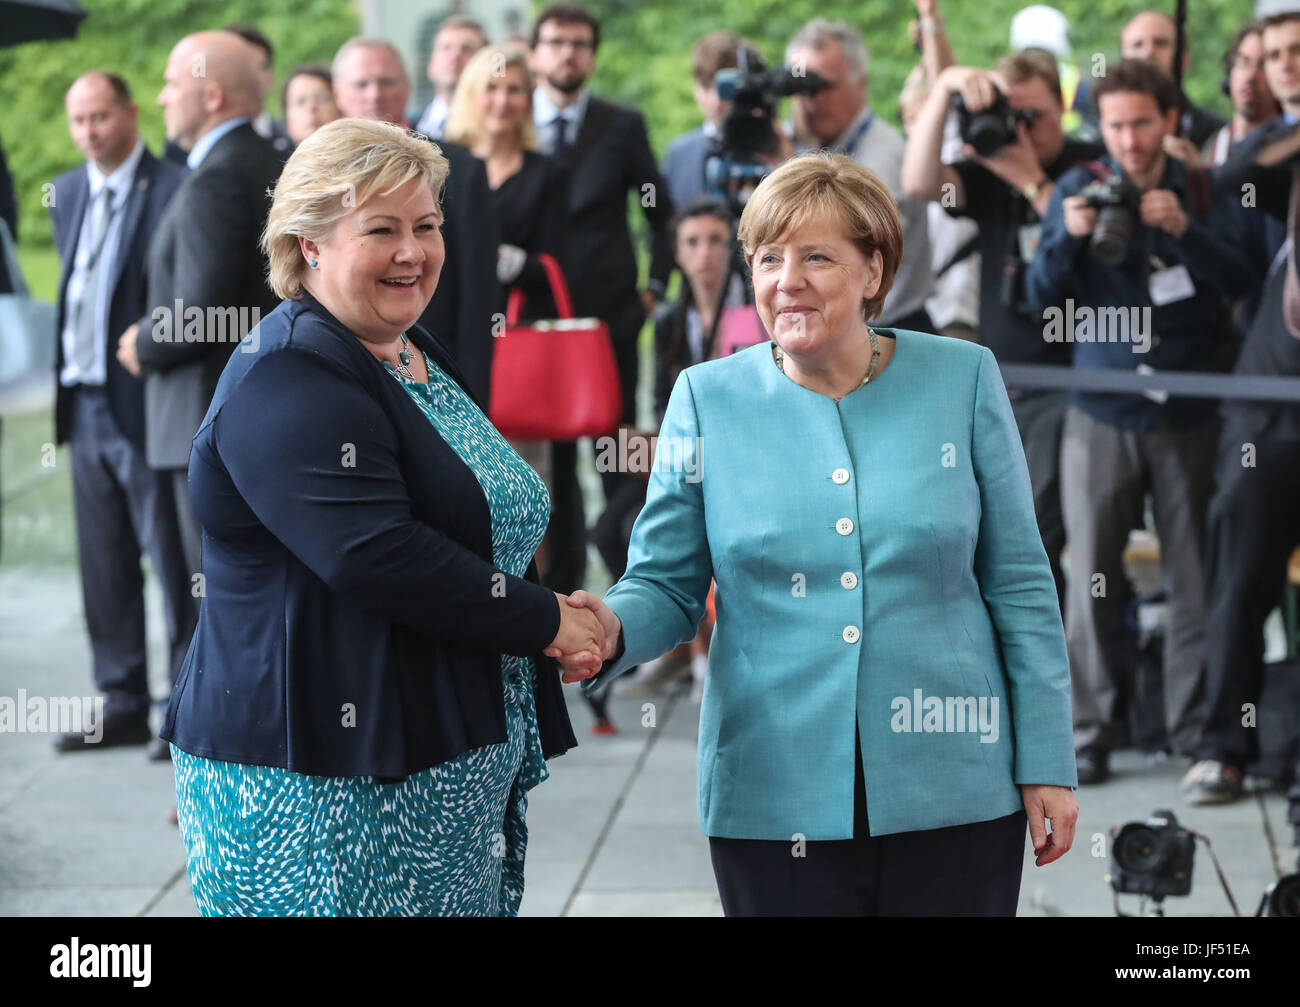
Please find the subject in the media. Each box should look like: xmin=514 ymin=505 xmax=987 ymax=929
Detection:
xmin=708 ymin=731 xmax=1028 ymax=916
xmin=543 ymin=299 xmax=645 ymax=593
xmin=69 ymin=387 xmax=197 ymax=722
xmin=1196 ymin=429 xmax=1300 ymax=769
xmin=1009 ymin=389 xmax=1067 ymax=613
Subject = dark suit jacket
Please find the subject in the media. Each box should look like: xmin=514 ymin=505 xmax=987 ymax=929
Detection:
xmin=491 ymin=150 xmax=568 ymax=316
xmin=134 ymin=122 xmax=282 ymax=469
xmin=552 ymin=96 xmax=676 ymax=334
xmin=50 ymin=147 xmax=186 ymax=449
xmin=418 ymin=138 xmax=499 ymax=405
xmin=661 ymin=124 xmax=709 ymax=209
xmin=160 ymin=289 xmax=578 ymax=778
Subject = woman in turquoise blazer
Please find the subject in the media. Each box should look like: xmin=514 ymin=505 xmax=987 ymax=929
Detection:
xmin=551 ymin=153 xmax=1078 ymax=916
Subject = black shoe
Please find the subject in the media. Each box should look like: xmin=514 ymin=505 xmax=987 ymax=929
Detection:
xmin=1075 ymin=747 xmax=1111 ymax=785
xmin=53 ymin=714 xmax=150 ymax=752
xmin=146 ymin=736 xmax=172 ymax=761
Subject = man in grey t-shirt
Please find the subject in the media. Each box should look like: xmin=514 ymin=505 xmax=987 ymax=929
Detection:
xmin=787 ymin=19 xmax=935 ymax=331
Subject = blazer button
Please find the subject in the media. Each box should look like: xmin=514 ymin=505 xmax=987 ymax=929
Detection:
xmin=841 ymin=571 xmax=858 ymax=589
xmin=832 ymin=468 xmax=850 ymax=484
xmin=842 ymin=625 xmax=861 ymax=644
xmin=836 ymin=517 xmax=854 ymax=535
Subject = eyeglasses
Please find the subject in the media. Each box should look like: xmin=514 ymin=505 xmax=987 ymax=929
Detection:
xmin=537 ymin=37 xmax=594 ymax=53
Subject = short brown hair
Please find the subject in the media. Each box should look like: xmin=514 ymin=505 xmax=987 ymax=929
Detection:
xmin=1224 ymin=19 xmax=1265 ymax=78
xmin=1262 ymin=11 xmax=1300 ymax=33
xmin=1092 ymin=57 xmax=1180 ymax=116
xmin=438 ymin=14 xmax=487 ymax=42
xmin=737 ymin=152 xmax=901 ymax=323
xmin=691 ymin=31 xmax=742 ymax=84
xmin=531 ymin=3 xmax=600 ymax=52
xmin=995 ymin=48 xmax=1063 ymax=106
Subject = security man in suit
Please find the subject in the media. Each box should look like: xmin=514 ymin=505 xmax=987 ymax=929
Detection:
xmin=331 ymin=36 xmax=500 ymax=405
xmin=51 ymin=71 xmax=194 ymax=755
xmin=117 ymin=31 xmax=283 ymax=592
xmin=529 ymin=3 xmax=676 ymax=592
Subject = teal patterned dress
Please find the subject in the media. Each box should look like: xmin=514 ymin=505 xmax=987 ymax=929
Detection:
xmin=172 ymin=347 xmax=553 ymax=916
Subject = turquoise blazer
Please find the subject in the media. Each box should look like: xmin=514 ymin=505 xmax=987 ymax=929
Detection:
xmin=585 ymin=329 xmax=1077 ymax=840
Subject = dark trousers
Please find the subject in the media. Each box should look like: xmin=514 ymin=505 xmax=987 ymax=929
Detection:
xmin=543 ymin=299 xmax=645 ymax=592
xmin=708 ymin=731 xmax=1027 ymax=916
xmin=1197 ymin=429 xmax=1300 ymax=769
xmin=881 ymin=305 xmax=936 ymax=335
xmin=69 ymin=387 xmax=197 ymax=722
xmin=1061 ymin=406 xmax=1215 ymax=756
xmin=1009 ymin=390 xmax=1068 ymax=612
xmin=543 ymin=440 xmax=586 ymax=592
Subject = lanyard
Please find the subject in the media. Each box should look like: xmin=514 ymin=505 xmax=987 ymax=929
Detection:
xmin=837 ymin=112 xmax=875 ymax=156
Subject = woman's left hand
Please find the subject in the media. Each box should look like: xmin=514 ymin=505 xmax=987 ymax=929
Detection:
xmin=1020 ymin=784 xmax=1078 ymax=866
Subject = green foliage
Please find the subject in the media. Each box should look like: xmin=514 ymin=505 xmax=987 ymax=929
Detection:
xmin=0 ymin=0 xmax=359 ymax=246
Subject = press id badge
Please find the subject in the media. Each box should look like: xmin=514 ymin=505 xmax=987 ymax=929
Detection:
xmin=1017 ymin=223 xmax=1042 ymax=263
xmin=1148 ymin=264 xmax=1196 ymax=305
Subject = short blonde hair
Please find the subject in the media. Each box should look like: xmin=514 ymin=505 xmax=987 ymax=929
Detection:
xmin=443 ymin=47 xmax=538 ymax=151
xmin=737 ymin=152 xmax=901 ymax=323
xmin=262 ymin=117 xmax=449 ymax=300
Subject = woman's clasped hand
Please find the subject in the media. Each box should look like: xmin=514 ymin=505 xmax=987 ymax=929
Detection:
xmin=545 ymin=591 xmax=622 ymax=683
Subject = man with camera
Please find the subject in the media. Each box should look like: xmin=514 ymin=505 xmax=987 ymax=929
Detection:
xmin=1024 ymin=59 xmax=1254 ymax=785
xmin=902 ymin=49 xmax=1102 ymax=608
xmin=786 ymin=19 xmax=934 ymax=332
xmin=1182 ymin=10 xmax=1300 ymax=812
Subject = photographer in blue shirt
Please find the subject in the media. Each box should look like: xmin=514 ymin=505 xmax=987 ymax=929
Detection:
xmin=1025 ymin=59 xmax=1254 ymax=785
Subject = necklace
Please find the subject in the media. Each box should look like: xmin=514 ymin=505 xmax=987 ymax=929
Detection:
xmin=384 ymin=332 xmax=416 ymax=380
xmin=774 ymin=327 xmax=881 ymax=402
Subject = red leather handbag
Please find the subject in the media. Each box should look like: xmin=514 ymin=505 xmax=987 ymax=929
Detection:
xmin=489 ymin=253 xmax=623 ymax=440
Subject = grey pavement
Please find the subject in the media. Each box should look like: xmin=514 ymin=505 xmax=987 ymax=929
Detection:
xmin=1 ymin=559 xmax=1295 ymax=916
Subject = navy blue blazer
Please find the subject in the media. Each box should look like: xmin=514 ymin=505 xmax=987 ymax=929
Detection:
xmin=661 ymin=125 xmax=709 ymax=209
xmin=50 ymin=147 xmax=185 ymax=449
xmin=160 ymin=290 xmax=578 ymax=779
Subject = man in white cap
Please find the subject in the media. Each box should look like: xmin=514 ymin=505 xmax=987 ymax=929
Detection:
xmin=1010 ymin=4 xmax=1097 ymax=139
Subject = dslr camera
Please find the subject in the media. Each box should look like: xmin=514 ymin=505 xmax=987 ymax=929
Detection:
xmin=951 ymin=88 xmax=1040 ymax=158
xmin=1077 ymin=174 xmax=1143 ymax=267
xmin=1110 ymin=809 xmax=1196 ymax=899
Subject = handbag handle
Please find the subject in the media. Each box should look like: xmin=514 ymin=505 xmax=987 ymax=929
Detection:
xmin=505 ymin=252 xmax=574 ymax=325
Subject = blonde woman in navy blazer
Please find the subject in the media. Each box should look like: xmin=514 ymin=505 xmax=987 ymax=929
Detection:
xmin=551 ymin=152 xmax=1079 ymax=916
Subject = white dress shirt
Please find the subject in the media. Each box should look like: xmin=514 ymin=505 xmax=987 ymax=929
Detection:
xmin=60 ymin=138 xmax=145 ymax=387
xmin=533 ymin=86 xmax=589 ymax=156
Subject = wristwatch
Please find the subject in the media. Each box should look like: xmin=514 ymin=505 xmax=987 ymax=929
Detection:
xmin=1022 ymin=176 xmax=1049 ymax=203
xmin=918 ymin=18 xmax=946 ymax=33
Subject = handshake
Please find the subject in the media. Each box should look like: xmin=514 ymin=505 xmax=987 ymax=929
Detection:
xmin=545 ymin=591 xmax=622 ymax=683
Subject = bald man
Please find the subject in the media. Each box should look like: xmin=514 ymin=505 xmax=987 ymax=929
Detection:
xmin=49 ymin=71 xmax=195 ymax=756
xmin=332 ymin=36 xmax=499 ymax=405
xmin=117 ymin=30 xmax=283 ymax=597
xmin=1121 ymin=10 xmax=1227 ymax=148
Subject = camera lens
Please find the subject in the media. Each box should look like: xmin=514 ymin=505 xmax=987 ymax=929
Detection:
xmin=1269 ymin=874 xmax=1300 ymax=917
xmin=966 ymin=114 xmax=1010 ymax=158
xmin=1090 ymin=206 xmax=1133 ymax=267
xmin=1115 ymin=825 xmax=1163 ymax=872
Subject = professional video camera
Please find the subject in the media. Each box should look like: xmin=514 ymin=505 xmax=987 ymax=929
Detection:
xmin=705 ymin=47 xmax=828 ymax=213
xmin=1078 ymin=173 xmax=1143 ymax=267
xmin=950 ymin=88 xmax=1041 ymax=158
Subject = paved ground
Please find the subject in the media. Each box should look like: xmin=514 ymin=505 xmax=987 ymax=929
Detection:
xmin=1 ymin=560 xmax=1295 ymax=917
xmin=2 ymin=393 xmax=1296 ymax=917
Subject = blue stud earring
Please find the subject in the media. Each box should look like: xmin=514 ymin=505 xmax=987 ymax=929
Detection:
xmin=309 ymin=259 xmax=318 ymax=268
